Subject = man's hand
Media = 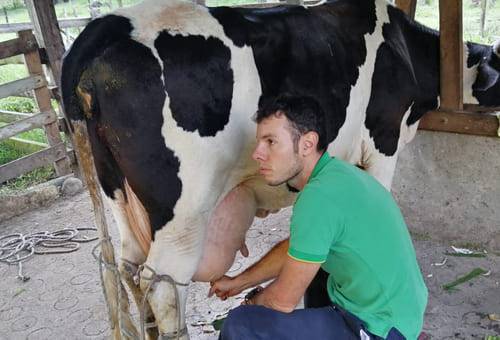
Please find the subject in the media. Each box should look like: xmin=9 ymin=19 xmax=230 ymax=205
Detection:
xmin=208 ymin=239 xmax=290 ymax=301
xmin=208 ymin=276 xmax=246 ymax=300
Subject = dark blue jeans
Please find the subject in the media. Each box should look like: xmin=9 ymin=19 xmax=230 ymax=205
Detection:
xmin=220 ymin=269 xmax=406 ymax=340
xmin=219 ymin=304 xmax=405 ymax=340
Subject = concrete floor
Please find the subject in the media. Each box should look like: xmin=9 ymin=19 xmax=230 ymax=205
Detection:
xmin=0 ymin=191 xmax=499 ymax=339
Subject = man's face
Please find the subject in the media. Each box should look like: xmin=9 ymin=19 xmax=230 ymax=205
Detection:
xmin=252 ymin=114 xmax=303 ymax=186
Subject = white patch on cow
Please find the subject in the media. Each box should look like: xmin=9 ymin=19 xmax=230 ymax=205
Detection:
xmin=398 ymin=103 xmax=418 ymax=148
xmin=328 ymin=1 xmax=390 ymax=169
xmin=463 ymin=43 xmax=480 ymax=105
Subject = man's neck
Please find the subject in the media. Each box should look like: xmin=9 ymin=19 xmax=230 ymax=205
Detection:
xmin=288 ymin=152 xmax=323 ymax=191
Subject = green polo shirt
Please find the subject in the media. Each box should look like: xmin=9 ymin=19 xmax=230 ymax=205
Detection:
xmin=288 ymin=152 xmax=427 ymax=339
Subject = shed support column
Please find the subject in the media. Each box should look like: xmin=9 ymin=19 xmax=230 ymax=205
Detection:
xmin=439 ymin=0 xmax=463 ymax=111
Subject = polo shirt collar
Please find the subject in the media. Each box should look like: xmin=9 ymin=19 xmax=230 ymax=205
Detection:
xmin=310 ymin=152 xmax=330 ymax=180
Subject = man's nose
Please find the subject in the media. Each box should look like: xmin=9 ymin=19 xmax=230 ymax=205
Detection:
xmin=252 ymin=145 xmax=265 ymax=162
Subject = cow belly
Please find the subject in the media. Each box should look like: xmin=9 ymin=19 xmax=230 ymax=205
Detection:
xmin=192 ymin=184 xmax=257 ymax=282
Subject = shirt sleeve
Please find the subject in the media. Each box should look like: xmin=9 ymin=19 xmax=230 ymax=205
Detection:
xmin=288 ymin=187 xmax=343 ymax=263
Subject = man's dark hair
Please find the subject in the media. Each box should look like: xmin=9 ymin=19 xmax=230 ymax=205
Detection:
xmin=255 ymin=94 xmax=328 ymax=152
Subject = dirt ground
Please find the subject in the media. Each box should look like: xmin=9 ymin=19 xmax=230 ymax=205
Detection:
xmin=0 ymin=191 xmax=499 ymax=339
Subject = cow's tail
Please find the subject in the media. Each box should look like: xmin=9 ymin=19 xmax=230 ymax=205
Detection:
xmin=61 ymin=14 xmax=133 ymax=129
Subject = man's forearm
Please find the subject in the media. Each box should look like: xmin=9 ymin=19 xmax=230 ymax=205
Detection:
xmin=234 ymin=238 xmax=289 ymax=289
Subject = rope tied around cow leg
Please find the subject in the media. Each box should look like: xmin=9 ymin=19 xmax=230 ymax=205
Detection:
xmin=92 ymin=239 xmax=136 ymax=339
xmin=138 ymin=264 xmax=189 ymax=340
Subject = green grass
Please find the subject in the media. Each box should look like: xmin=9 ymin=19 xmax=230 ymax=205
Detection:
xmin=0 ymin=165 xmax=55 ymax=194
xmin=416 ymin=0 xmax=500 ymax=44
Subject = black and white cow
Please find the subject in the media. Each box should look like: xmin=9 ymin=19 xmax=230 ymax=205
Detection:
xmin=61 ymin=0 xmax=500 ymax=337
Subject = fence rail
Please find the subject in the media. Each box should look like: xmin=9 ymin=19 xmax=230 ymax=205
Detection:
xmin=0 ymin=142 xmax=67 ymax=183
xmin=0 ymin=34 xmax=37 ymax=58
xmin=0 ymin=29 xmax=71 ymax=184
xmin=0 ymin=17 xmax=90 ymax=34
xmin=0 ymin=75 xmax=46 ymax=98
xmin=0 ymin=111 xmax=54 ymax=140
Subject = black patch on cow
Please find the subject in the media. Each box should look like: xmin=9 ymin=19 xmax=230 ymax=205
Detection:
xmin=366 ymin=5 xmax=440 ymax=156
xmin=210 ymin=0 xmax=376 ymax=144
xmin=467 ymin=42 xmax=500 ymax=106
xmin=466 ymin=42 xmax=486 ymax=67
xmin=71 ymin=36 xmax=182 ymax=236
xmin=208 ymin=7 xmax=249 ymax=48
xmin=61 ymin=15 xmax=133 ymax=125
xmin=154 ymin=32 xmax=233 ymax=137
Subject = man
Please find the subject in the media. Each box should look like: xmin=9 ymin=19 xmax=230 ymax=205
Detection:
xmin=209 ymin=94 xmax=428 ymax=339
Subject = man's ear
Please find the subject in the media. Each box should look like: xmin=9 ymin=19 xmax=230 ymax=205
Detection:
xmin=301 ymin=131 xmax=319 ymax=155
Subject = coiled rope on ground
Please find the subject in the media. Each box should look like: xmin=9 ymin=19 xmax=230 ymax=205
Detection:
xmin=0 ymin=227 xmax=98 ymax=281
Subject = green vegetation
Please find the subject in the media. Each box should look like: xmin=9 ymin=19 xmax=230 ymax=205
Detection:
xmin=415 ymin=0 xmax=500 ymax=45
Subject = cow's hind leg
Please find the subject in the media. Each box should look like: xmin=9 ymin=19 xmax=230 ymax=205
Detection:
xmin=119 ymin=260 xmax=158 ymax=339
xmin=107 ymin=189 xmax=158 ymax=339
xmin=140 ymin=223 xmax=204 ymax=340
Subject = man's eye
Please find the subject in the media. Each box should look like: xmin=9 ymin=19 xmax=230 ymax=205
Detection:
xmin=268 ymin=139 xmax=275 ymax=145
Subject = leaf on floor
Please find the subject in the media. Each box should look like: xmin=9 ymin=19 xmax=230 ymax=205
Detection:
xmin=442 ymin=267 xmax=488 ymax=291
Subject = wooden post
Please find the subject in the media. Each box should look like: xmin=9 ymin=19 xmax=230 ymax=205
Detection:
xmin=480 ymin=0 xmax=488 ymax=37
xmin=25 ymin=0 xmax=65 ymax=89
xmin=395 ymin=0 xmax=417 ymax=19
xmin=3 ymin=7 xmax=9 ymax=24
xmin=18 ymin=30 xmax=71 ymax=177
xmin=439 ymin=0 xmax=463 ymax=111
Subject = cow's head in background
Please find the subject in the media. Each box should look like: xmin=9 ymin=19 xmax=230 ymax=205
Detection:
xmin=471 ymin=39 xmax=500 ymax=106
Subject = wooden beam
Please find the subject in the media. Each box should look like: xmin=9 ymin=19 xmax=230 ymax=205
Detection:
xmin=0 ymin=110 xmax=32 ymax=123
xmin=0 ymin=35 xmax=37 ymax=59
xmin=6 ymin=137 xmax=48 ymax=153
xmin=0 ymin=75 xmax=45 ymax=99
xmin=25 ymin=0 xmax=66 ymax=89
xmin=419 ymin=110 xmax=499 ymax=137
xmin=0 ymin=142 xmax=66 ymax=183
xmin=395 ymin=0 xmax=417 ymax=19
xmin=0 ymin=18 xmax=90 ymax=34
xmin=0 ymin=111 xmax=54 ymax=141
xmin=439 ymin=0 xmax=463 ymax=111
xmin=463 ymin=104 xmax=500 ymax=113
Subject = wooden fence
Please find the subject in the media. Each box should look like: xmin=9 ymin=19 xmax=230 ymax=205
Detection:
xmin=0 ymin=29 xmax=71 ymax=183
